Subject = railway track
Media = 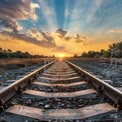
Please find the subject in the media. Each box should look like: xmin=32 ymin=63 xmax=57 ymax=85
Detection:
xmin=0 ymin=59 xmax=122 ymax=122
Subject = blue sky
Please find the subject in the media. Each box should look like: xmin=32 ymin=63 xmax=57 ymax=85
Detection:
xmin=0 ymin=0 xmax=122 ymax=56
xmin=0 ymin=0 xmax=122 ymax=33
xmin=13 ymin=0 xmax=121 ymax=33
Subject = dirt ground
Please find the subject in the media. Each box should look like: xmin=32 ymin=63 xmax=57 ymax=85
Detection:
xmin=0 ymin=58 xmax=45 ymax=73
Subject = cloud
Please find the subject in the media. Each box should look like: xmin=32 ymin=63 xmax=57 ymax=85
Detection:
xmin=65 ymin=36 xmax=71 ymax=41
xmin=28 ymin=28 xmax=55 ymax=46
xmin=50 ymin=46 xmax=72 ymax=54
xmin=74 ymin=34 xmax=87 ymax=43
xmin=56 ymin=29 xmax=67 ymax=37
xmin=55 ymin=29 xmax=85 ymax=43
xmin=107 ymin=29 xmax=122 ymax=34
xmin=64 ymin=34 xmax=86 ymax=43
xmin=0 ymin=28 xmax=86 ymax=55
xmin=65 ymin=9 xmax=70 ymax=17
xmin=40 ymin=32 xmax=54 ymax=42
xmin=29 ymin=28 xmax=38 ymax=34
xmin=0 ymin=0 xmax=39 ymax=33
xmin=27 ymin=28 xmax=44 ymax=41
xmin=1 ymin=31 xmax=56 ymax=49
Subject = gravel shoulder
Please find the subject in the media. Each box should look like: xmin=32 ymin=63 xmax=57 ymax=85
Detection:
xmin=68 ymin=58 xmax=122 ymax=88
xmin=0 ymin=58 xmax=46 ymax=86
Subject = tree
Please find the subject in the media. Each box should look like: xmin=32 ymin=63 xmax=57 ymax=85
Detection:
xmin=94 ymin=54 xmax=101 ymax=58
xmin=109 ymin=42 xmax=122 ymax=58
xmin=81 ymin=41 xmax=122 ymax=58
xmin=52 ymin=55 xmax=55 ymax=58
xmin=0 ymin=48 xmax=3 ymax=52
xmin=73 ymin=54 xmax=78 ymax=58
xmin=7 ymin=49 xmax=12 ymax=53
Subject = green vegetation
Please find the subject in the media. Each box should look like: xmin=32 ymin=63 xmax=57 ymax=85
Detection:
xmin=76 ymin=41 xmax=122 ymax=58
xmin=0 ymin=48 xmax=49 ymax=58
xmin=81 ymin=49 xmax=110 ymax=58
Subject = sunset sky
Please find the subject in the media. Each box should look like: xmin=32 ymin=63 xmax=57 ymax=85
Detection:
xmin=0 ymin=0 xmax=122 ymax=57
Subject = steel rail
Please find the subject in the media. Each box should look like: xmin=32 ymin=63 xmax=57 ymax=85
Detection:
xmin=0 ymin=60 xmax=56 ymax=103
xmin=65 ymin=60 xmax=122 ymax=110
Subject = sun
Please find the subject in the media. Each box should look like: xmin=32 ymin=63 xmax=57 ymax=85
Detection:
xmin=57 ymin=53 xmax=65 ymax=58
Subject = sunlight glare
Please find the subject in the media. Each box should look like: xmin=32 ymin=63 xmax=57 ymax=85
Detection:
xmin=57 ymin=53 xmax=65 ymax=62
xmin=57 ymin=53 xmax=65 ymax=58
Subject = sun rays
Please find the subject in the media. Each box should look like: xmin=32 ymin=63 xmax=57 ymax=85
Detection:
xmin=0 ymin=0 xmax=121 ymax=56
xmin=37 ymin=0 xmax=58 ymax=31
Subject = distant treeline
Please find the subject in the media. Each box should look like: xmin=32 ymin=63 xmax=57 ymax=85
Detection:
xmin=74 ymin=41 xmax=122 ymax=58
xmin=0 ymin=48 xmax=52 ymax=58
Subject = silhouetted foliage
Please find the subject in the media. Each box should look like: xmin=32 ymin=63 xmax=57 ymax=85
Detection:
xmin=81 ymin=41 xmax=122 ymax=58
xmin=0 ymin=48 xmax=47 ymax=58
xmin=73 ymin=54 xmax=78 ymax=58
xmin=108 ymin=41 xmax=122 ymax=58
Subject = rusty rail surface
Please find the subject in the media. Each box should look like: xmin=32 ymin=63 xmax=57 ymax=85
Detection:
xmin=65 ymin=60 xmax=122 ymax=109
xmin=0 ymin=60 xmax=56 ymax=103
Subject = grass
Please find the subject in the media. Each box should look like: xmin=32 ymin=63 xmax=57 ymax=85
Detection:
xmin=0 ymin=58 xmax=44 ymax=73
